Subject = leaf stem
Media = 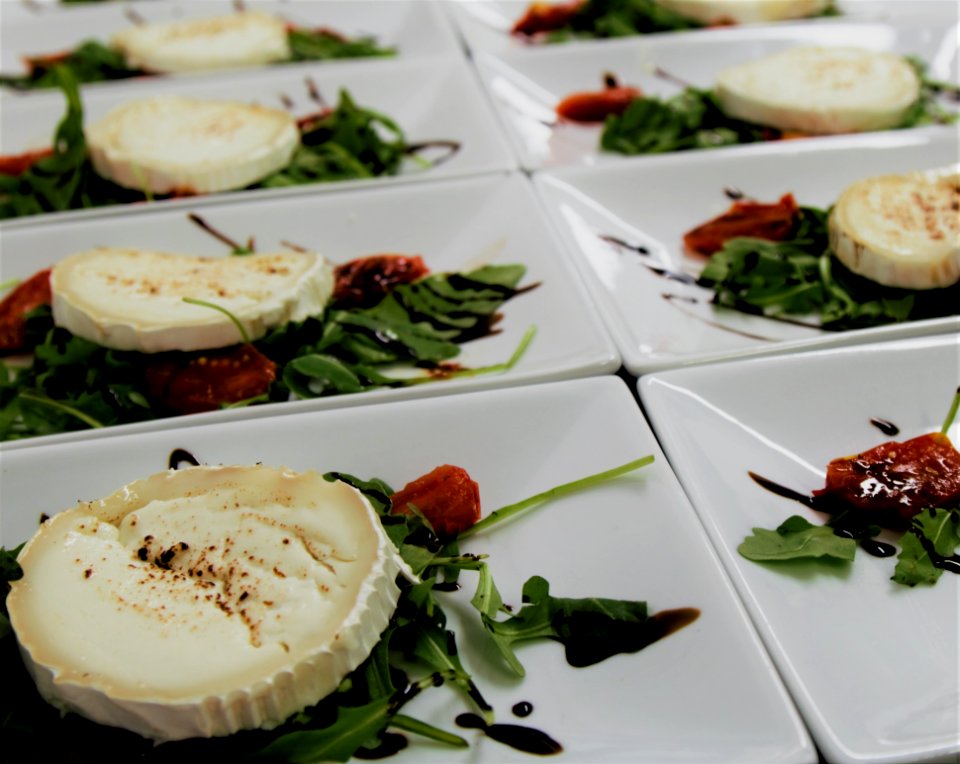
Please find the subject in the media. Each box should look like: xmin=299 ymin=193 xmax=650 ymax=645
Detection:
xmin=181 ymin=297 xmax=250 ymax=344
xmin=403 ymin=325 xmax=536 ymax=387
xmin=941 ymin=386 xmax=960 ymax=435
xmin=389 ymin=714 xmax=468 ymax=748
xmin=17 ymin=392 xmax=105 ymax=429
xmin=460 ymin=455 xmax=655 ymax=539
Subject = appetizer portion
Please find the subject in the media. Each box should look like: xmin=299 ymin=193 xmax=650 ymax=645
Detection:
xmin=740 ymin=388 xmax=960 ymax=587
xmin=0 ymin=454 xmax=694 ymax=760
xmin=555 ymin=47 xmax=956 ymax=155
xmin=691 ymin=166 xmax=959 ymax=329
xmin=511 ymin=0 xmax=836 ymax=41
xmin=7 ymin=464 xmax=410 ymax=740
xmin=0 ymin=245 xmax=532 ymax=440
xmin=0 ymin=10 xmax=393 ymax=91
xmin=0 ymin=73 xmax=452 ymax=220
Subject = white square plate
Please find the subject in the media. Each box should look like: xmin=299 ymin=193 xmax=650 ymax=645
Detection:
xmin=0 ymin=375 xmax=815 ymax=762
xmin=468 ymin=20 xmax=958 ymax=169
xmin=447 ymin=0 xmax=957 ymax=57
xmin=1 ymin=0 xmax=461 ymax=86
xmin=639 ymin=334 xmax=960 ymax=764
xmin=0 ymin=172 xmax=619 ymax=449
xmin=0 ymin=55 xmax=516 ymax=227
xmin=534 ymin=129 xmax=959 ymax=374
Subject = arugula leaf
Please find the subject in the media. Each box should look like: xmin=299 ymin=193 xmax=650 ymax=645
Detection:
xmin=542 ymin=0 xmax=702 ymax=41
xmin=697 ymin=207 xmax=959 ymax=330
xmin=738 ymin=515 xmax=857 ymax=562
xmin=892 ymin=509 xmax=960 ymax=587
xmin=287 ymin=29 xmax=395 ymax=62
xmin=0 ymin=40 xmax=144 ymax=90
xmin=481 ymin=575 xmax=656 ymax=677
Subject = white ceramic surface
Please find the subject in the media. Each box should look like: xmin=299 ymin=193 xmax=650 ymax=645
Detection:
xmin=0 ymin=0 xmax=461 ymax=83
xmin=533 ymin=129 xmax=959 ymax=374
xmin=0 ymin=375 xmax=815 ymax=762
xmin=0 ymin=172 xmax=619 ymax=449
xmin=448 ymin=0 xmax=958 ymax=58
xmin=468 ymin=20 xmax=959 ymax=169
xmin=0 ymin=55 xmax=516 ymax=227
xmin=639 ymin=334 xmax=960 ymax=764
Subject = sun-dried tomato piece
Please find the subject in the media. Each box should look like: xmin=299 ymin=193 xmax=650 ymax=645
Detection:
xmin=556 ymin=78 xmax=642 ymax=123
xmin=814 ymin=432 xmax=960 ymax=521
xmin=683 ymin=193 xmax=800 ymax=256
xmin=512 ymin=0 xmax=584 ymax=36
xmin=144 ymin=344 xmax=276 ymax=415
xmin=0 ymin=147 xmax=54 ymax=177
xmin=390 ymin=464 xmax=481 ymax=537
xmin=333 ymin=254 xmax=430 ymax=309
xmin=0 ymin=269 xmax=52 ymax=353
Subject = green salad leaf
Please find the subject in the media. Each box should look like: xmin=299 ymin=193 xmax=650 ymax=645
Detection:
xmin=738 ymin=515 xmax=857 ymax=562
xmin=697 ymin=206 xmax=959 ymax=330
xmin=481 ymin=575 xmax=660 ymax=677
xmin=892 ymin=509 xmax=960 ymax=587
xmin=542 ymin=0 xmax=702 ymax=41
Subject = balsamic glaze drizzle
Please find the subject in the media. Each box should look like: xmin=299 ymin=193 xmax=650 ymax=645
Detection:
xmin=455 ymin=713 xmax=563 ymax=756
xmin=512 ymin=701 xmax=534 ymax=718
xmin=168 ymin=449 xmax=201 ymax=470
xmin=869 ymin=418 xmax=900 ymax=436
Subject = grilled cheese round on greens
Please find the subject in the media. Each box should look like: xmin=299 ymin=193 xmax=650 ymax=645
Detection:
xmin=829 ymin=167 xmax=960 ymax=290
xmin=50 ymin=248 xmax=333 ymax=353
xmin=7 ymin=465 xmax=412 ymax=741
xmin=111 ymin=11 xmax=291 ymax=75
xmin=85 ymin=96 xmax=300 ymax=195
xmin=715 ymin=46 xmax=921 ymax=134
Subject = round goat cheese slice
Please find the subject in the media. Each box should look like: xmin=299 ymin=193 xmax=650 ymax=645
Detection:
xmin=829 ymin=167 xmax=960 ymax=289
xmin=715 ymin=46 xmax=920 ymax=134
xmin=85 ymin=96 xmax=299 ymax=195
xmin=111 ymin=11 xmax=291 ymax=74
xmin=7 ymin=465 xmax=411 ymax=741
xmin=51 ymin=247 xmax=333 ymax=353
xmin=656 ymin=0 xmax=830 ymax=24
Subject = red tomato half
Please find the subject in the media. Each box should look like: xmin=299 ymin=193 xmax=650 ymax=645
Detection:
xmin=683 ymin=193 xmax=800 ymax=256
xmin=333 ymin=254 xmax=430 ymax=309
xmin=144 ymin=344 xmax=277 ymax=415
xmin=0 ymin=269 xmax=52 ymax=353
xmin=815 ymin=432 xmax=960 ymax=522
xmin=0 ymin=148 xmax=54 ymax=177
xmin=512 ymin=0 xmax=584 ymax=36
xmin=391 ymin=464 xmax=482 ymax=537
xmin=556 ymin=84 xmax=642 ymax=123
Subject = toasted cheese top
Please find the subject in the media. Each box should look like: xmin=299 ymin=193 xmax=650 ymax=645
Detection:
xmin=715 ymin=46 xmax=921 ymax=134
xmin=112 ymin=11 xmax=291 ymax=74
xmin=7 ymin=465 xmax=411 ymax=740
xmin=85 ymin=96 xmax=299 ymax=195
xmin=829 ymin=167 xmax=960 ymax=289
xmin=51 ymin=247 xmax=333 ymax=353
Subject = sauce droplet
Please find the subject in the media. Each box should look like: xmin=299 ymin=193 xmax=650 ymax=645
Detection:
xmin=869 ymin=418 xmax=900 ymax=436
xmin=512 ymin=701 xmax=534 ymax=718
